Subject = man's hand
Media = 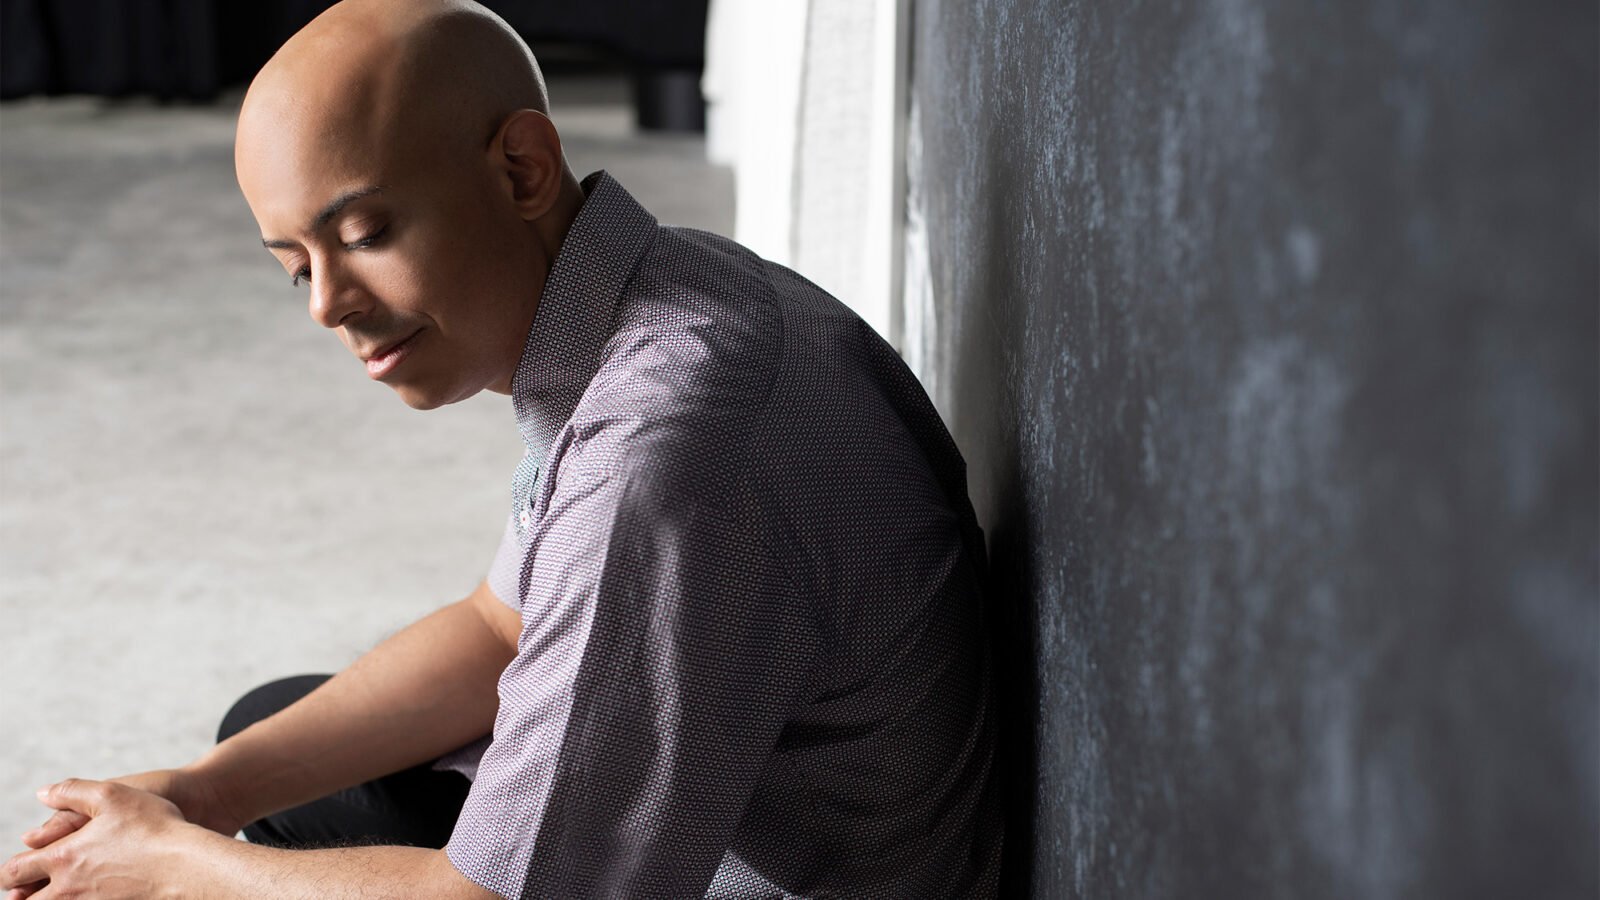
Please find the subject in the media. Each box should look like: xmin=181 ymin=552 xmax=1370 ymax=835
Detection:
xmin=5 ymin=778 xmax=495 ymax=900
xmin=2 ymin=779 xmax=194 ymax=899
xmin=2 ymin=582 xmax=517 ymax=898
xmin=17 ymin=768 xmax=243 ymax=857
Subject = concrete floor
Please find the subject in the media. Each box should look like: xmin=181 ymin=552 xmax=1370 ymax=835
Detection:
xmin=0 ymin=75 xmax=733 ymax=843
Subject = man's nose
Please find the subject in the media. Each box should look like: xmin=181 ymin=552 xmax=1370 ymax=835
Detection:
xmin=307 ymin=259 xmax=374 ymax=329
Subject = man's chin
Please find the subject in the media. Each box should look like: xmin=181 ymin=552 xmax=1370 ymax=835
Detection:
xmin=388 ymin=378 xmax=479 ymax=411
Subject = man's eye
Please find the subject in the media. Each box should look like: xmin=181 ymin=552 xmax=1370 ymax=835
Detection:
xmin=288 ymin=225 xmax=386 ymax=287
xmin=345 ymin=224 xmax=388 ymax=250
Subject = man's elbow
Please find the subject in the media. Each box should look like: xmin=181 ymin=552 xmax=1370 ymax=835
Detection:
xmin=425 ymin=847 xmax=506 ymax=900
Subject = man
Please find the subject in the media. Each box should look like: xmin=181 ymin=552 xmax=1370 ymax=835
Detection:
xmin=1 ymin=1 xmax=1003 ymax=897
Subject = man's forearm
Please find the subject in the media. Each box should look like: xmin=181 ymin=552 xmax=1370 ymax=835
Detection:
xmin=184 ymin=826 xmax=497 ymax=900
xmin=186 ymin=584 xmax=517 ymax=827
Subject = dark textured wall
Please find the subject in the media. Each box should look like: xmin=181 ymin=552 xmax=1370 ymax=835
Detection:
xmin=906 ymin=1 xmax=1598 ymax=897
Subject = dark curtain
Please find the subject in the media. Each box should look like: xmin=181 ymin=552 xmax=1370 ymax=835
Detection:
xmin=0 ymin=0 xmax=335 ymax=100
xmin=1 ymin=0 xmax=708 ymax=102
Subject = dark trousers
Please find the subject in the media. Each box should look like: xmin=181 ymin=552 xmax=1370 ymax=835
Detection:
xmin=217 ymin=675 xmax=472 ymax=849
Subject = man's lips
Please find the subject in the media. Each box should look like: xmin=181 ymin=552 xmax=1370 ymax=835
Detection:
xmin=361 ymin=329 xmax=423 ymax=379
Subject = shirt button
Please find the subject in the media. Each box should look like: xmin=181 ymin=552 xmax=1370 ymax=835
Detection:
xmin=519 ymin=509 xmax=533 ymax=530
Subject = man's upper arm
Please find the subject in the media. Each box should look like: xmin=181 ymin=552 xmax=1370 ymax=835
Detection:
xmin=444 ymin=458 xmax=818 ymax=899
xmin=465 ymin=577 xmax=520 ymax=654
xmin=465 ymin=509 xmax=527 ymax=653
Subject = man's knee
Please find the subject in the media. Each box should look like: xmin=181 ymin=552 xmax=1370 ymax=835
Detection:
xmin=217 ymin=674 xmax=332 ymax=744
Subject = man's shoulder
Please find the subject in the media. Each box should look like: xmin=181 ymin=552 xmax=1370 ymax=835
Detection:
xmin=625 ymin=224 xmax=783 ymax=322
xmin=578 ymin=226 xmax=789 ymax=428
xmin=644 ymin=224 xmax=846 ymax=317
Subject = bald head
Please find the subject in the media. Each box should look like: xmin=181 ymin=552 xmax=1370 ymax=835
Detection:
xmin=238 ymin=0 xmax=550 ymax=184
xmin=234 ymin=0 xmax=586 ymax=410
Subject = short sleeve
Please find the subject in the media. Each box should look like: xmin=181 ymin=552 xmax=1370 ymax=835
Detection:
xmin=484 ymin=511 xmax=525 ymax=610
xmin=445 ymin=459 xmax=817 ymax=899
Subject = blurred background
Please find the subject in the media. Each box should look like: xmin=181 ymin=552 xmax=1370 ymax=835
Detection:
xmin=1 ymin=1 xmax=1596 ymax=898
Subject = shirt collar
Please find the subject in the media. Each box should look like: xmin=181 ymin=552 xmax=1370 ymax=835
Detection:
xmin=511 ymin=169 xmax=658 ymax=455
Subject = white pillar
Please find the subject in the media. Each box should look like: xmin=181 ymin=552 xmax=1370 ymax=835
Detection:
xmin=703 ymin=0 xmax=912 ymax=350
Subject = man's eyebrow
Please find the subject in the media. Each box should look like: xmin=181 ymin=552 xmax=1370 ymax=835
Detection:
xmin=260 ymin=185 xmax=386 ymax=249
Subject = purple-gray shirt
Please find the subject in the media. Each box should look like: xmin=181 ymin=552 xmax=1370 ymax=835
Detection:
xmin=442 ymin=170 xmax=1003 ymax=898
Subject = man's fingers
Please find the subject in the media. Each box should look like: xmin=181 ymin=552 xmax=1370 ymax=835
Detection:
xmin=0 ymin=847 xmax=50 ymax=892
xmin=7 ymin=879 xmax=48 ymax=900
xmin=19 ymin=811 xmax=87 ymax=849
xmin=35 ymin=779 xmax=112 ymax=817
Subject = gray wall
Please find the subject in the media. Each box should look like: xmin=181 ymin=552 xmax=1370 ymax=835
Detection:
xmin=904 ymin=1 xmax=1598 ymax=896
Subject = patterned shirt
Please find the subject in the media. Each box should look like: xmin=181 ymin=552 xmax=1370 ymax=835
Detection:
xmin=442 ymin=170 xmax=1003 ymax=899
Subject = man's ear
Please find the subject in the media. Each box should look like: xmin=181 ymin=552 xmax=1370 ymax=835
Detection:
xmin=488 ymin=108 xmax=563 ymax=221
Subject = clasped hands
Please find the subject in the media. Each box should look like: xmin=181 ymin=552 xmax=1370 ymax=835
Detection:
xmin=1 ymin=770 xmax=239 ymax=900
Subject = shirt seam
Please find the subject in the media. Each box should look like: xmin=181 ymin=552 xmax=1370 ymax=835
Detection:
xmin=734 ymin=259 xmax=817 ymax=647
